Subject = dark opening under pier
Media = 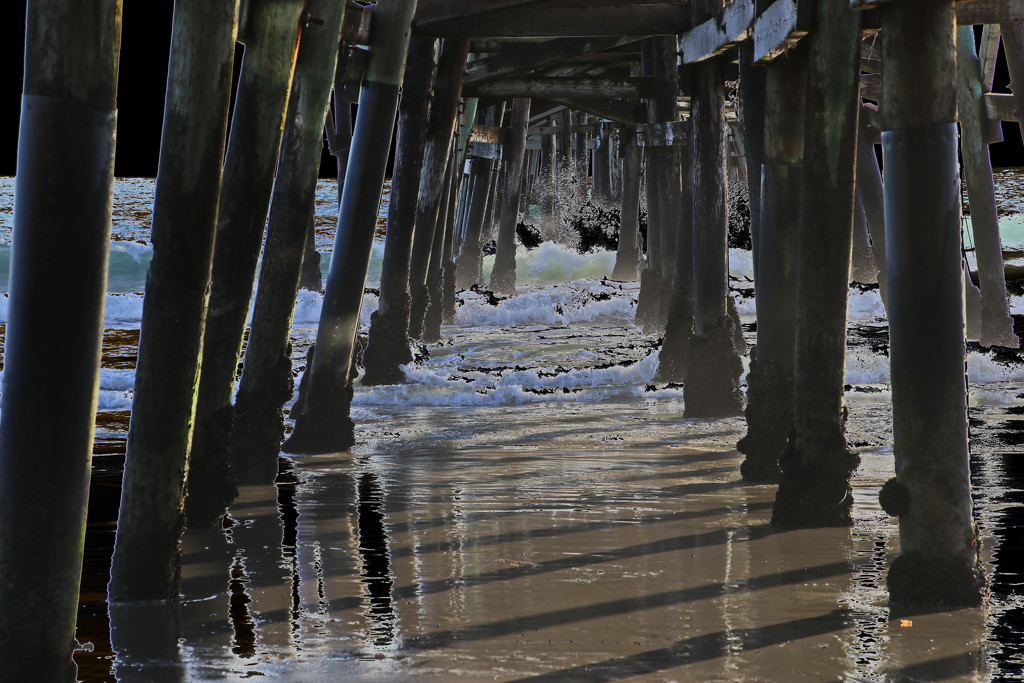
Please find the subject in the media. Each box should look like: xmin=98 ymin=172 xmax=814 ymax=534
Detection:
xmin=3 ymin=0 xmax=1024 ymax=680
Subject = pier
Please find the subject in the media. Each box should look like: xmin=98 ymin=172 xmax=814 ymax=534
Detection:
xmin=2 ymin=0 xmax=1024 ymax=679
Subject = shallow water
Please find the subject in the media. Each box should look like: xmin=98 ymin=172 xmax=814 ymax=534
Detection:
xmin=0 ymin=176 xmax=1023 ymax=680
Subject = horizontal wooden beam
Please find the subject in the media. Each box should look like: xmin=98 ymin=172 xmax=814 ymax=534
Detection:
xmin=414 ymin=0 xmax=547 ymax=26
xmin=753 ymin=0 xmax=809 ymax=63
xmin=468 ymin=140 xmax=504 ymax=160
xmin=986 ymin=92 xmax=1021 ymax=121
xmin=679 ymin=0 xmax=755 ymax=64
xmin=548 ymin=97 xmax=642 ymax=124
xmin=413 ymin=2 xmax=693 ymax=38
xmin=956 ymin=0 xmax=1024 ymax=24
xmin=464 ymin=76 xmax=655 ymax=99
xmin=465 ymin=36 xmax=642 ymax=85
xmin=635 ymin=120 xmax=689 ymax=146
xmin=470 ymin=124 xmax=505 ymax=144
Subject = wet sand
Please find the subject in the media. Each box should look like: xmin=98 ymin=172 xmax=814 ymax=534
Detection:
xmin=72 ymin=322 xmax=1024 ymax=681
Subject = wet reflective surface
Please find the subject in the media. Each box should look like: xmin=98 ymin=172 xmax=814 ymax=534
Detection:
xmin=75 ymin=376 xmax=1024 ymax=681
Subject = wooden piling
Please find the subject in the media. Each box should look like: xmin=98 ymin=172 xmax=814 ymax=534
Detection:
xmin=406 ymin=39 xmax=472 ymax=338
xmin=362 ymin=38 xmax=438 ymax=386
xmin=422 ymin=145 xmax=459 ymax=342
xmin=737 ymin=46 xmax=807 ymax=482
xmin=454 ymin=104 xmax=503 ymax=289
xmin=229 ymin=0 xmax=348 ymax=485
xmin=107 ymin=0 xmax=237 ymax=605
xmin=284 ymin=0 xmax=420 ymax=454
xmin=855 ymin=107 xmax=890 ymax=309
xmin=738 ymin=39 xmax=766 ymax=280
xmin=771 ymin=0 xmax=861 ymax=527
xmin=490 ymin=98 xmax=532 ymax=294
xmin=880 ymin=0 xmax=986 ymax=609
xmin=184 ymin=0 xmax=305 ymax=526
xmin=682 ymin=0 xmax=743 ymax=418
xmin=956 ymin=24 xmax=1018 ymax=349
xmin=612 ymin=129 xmax=643 ymax=280
xmin=0 ymin=2 xmax=121 ymax=674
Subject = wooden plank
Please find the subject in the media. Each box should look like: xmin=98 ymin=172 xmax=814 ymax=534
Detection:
xmin=548 ymin=96 xmax=642 ymax=124
xmin=414 ymin=2 xmax=694 ymax=38
xmin=635 ymin=120 xmax=689 ymax=146
xmin=985 ymin=92 xmax=1021 ymax=120
xmin=464 ymin=36 xmax=641 ymax=85
xmin=469 ymin=124 xmax=505 ymax=144
xmin=956 ymin=0 xmax=1024 ymax=24
xmin=753 ymin=0 xmax=808 ymax=63
xmin=341 ymin=2 xmax=371 ymax=45
xmin=468 ymin=140 xmax=504 ymax=159
xmin=679 ymin=0 xmax=755 ymax=64
xmin=415 ymin=0 xmax=547 ymax=25
xmin=464 ymin=76 xmax=655 ymax=99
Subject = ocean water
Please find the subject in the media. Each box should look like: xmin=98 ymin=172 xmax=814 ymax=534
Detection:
xmin=2 ymin=174 xmax=1024 ymax=680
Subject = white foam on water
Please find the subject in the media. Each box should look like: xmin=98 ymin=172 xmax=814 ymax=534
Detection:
xmin=729 ymin=248 xmax=754 ymax=281
xmin=455 ymin=280 xmax=637 ymax=327
xmin=480 ymin=243 xmax=619 ymax=285
xmin=968 ymin=352 xmax=1024 ymax=383
xmin=845 ymin=347 xmax=891 ymax=385
xmin=848 ymin=289 xmax=886 ymax=321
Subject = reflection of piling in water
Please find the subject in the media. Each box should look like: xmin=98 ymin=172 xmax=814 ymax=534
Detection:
xmin=186 ymin=0 xmax=305 ymax=527
xmin=230 ymin=1 xmax=349 ymax=485
xmin=881 ymin=0 xmax=985 ymax=609
xmin=357 ymin=473 xmax=397 ymax=648
xmin=0 ymin=2 xmax=120 ymax=676
xmin=284 ymin=2 xmax=418 ymax=455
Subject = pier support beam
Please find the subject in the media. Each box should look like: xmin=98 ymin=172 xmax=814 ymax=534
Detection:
xmin=362 ymin=38 xmax=437 ymax=386
xmin=407 ymin=39 xmax=472 ymax=338
xmin=612 ymin=129 xmax=643 ymax=280
xmin=185 ymin=0 xmax=304 ymax=526
xmin=683 ymin=0 xmax=743 ymax=418
xmin=229 ymin=0 xmax=348 ymax=485
xmin=284 ymin=1 xmax=419 ymax=454
xmin=772 ymin=0 xmax=861 ymax=526
xmin=109 ymin=0 xmax=236 ymax=604
xmin=490 ymin=97 xmax=532 ymax=294
xmin=455 ymin=103 xmax=503 ymax=289
xmin=957 ymin=24 xmax=1018 ymax=349
xmin=738 ymin=46 xmax=806 ymax=483
xmin=856 ymin=108 xmax=890 ymax=310
xmin=0 ymin=2 xmax=121 ymax=674
xmin=880 ymin=0 xmax=986 ymax=609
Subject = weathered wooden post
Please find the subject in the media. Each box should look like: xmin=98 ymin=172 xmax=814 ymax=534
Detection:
xmin=406 ymin=39 xmax=472 ymax=338
xmin=737 ymin=46 xmax=806 ymax=482
xmin=612 ymin=127 xmax=643 ymax=280
xmin=490 ymin=98 xmax=532 ymax=294
xmin=683 ymin=0 xmax=743 ymax=418
xmin=284 ymin=0 xmax=420 ymax=454
xmin=229 ymin=1 xmax=348 ymax=485
xmin=879 ymin=0 xmax=986 ymax=609
xmin=108 ymin=0 xmax=238 ymax=605
xmin=1002 ymin=23 xmax=1024 ymax=145
xmin=540 ymin=128 xmax=558 ymax=234
xmin=0 ymin=2 xmax=121 ymax=675
xmin=856 ymin=106 xmax=889 ymax=309
xmin=422 ymin=147 xmax=458 ymax=342
xmin=592 ymin=122 xmax=611 ymax=205
xmin=184 ymin=0 xmax=305 ymax=526
xmin=439 ymin=102 xmax=477 ymax=325
xmin=738 ymin=39 xmax=766 ymax=276
xmin=572 ymin=110 xmax=588 ymax=181
xmin=454 ymin=103 xmax=503 ymax=289
xmin=957 ymin=24 xmax=1018 ymax=349
xmin=361 ymin=38 xmax=437 ymax=386
xmin=771 ymin=0 xmax=861 ymax=526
